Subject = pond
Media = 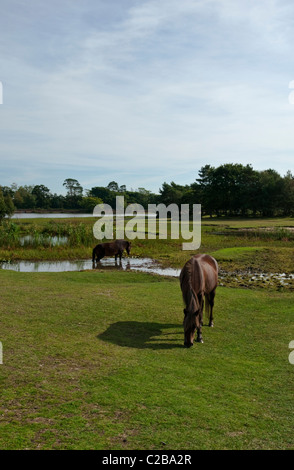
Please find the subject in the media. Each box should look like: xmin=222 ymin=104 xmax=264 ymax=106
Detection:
xmin=19 ymin=235 xmax=68 ymax=247
xmin=0 ymin=257 xmax=181 ymax=276
xmin=0 ymin=256 xmax=293 ymax=290
xmin=11 ymin=213 xmax=94 ymax=219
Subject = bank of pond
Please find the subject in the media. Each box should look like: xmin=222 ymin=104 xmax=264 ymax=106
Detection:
xmin=0 ymin=256 xmax=293 ymax=291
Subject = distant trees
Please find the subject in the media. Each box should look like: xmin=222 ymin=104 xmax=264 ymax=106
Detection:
xmin=79 ymin=196 xmax=103 ymax=212
xmin=32 ymin=185 xmax=51 ymax=209
xmin=13 ymin=185 xmax=37 ymax=209
xmin=88 ymin=182 xmax=158 ymax=208
xmin=191 ymin=164 xmax=294 ymax=217
xmin=89 ymin=186 xmax=117 ymax=208
xmin=1 ymin=165 xmax=294 ymax=217
xmin=0 ymin=187 xmax=15 ymax=220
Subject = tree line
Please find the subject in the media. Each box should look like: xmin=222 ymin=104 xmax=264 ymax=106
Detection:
xmin=1 ymin=164 xmax=294 ymax=219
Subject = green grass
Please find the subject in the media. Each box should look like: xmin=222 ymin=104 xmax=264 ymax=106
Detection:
xmin=210 ymin=246 xmax=265 ymax=260
xmin=0 ymin=215 xmax=293 ymax=448
xmin=202 ymin=216 xmax=294 ymax=229
xmin=0 ymin=269 xmax=293 ymax=450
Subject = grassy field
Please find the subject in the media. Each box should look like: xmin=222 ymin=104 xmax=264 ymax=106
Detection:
xmin=0 ymin=269 xmax=293 ymax=450
xmin=0 ymin=216 xmax=293 ymax=449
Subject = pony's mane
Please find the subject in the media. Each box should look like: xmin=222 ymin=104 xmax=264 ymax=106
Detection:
xmin=181 ymin=257 xmax=205 ymax=335
xmin=181 ymin=257 xmax=203 ymax=314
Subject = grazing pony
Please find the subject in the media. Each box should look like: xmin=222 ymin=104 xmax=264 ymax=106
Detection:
xmin=180 ymin=254 xmax=218 ymax=347
xmin=92 ymin=239 xmax=131 ymax=263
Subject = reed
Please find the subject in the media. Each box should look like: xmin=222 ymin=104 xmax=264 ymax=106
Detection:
xmin=0 ymin=220 xmax=95 ymax=249
xmin=0 ymin=220 xmax=20 ymax=247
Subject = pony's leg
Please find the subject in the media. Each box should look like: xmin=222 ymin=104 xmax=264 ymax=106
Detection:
xmin=208 ymin=289 xmax=216 ymax=327
xmin=97 ymin=251 xmax=104 ymax=262
xmin=199 ymin=296 xmax=204 ymax=327
xmin=195 ymin=315 xmax=203 ymax=343
xmin=196 ymin=295 xmax=204 ymax=342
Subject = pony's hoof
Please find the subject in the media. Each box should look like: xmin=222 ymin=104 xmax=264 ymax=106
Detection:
xmin=196 ymin=338 xmax=204 ymax=343
xmin=209 ymin=323 xmax=214 ymax=328
xmin=184 ymin=342 xmax=193 ymax=348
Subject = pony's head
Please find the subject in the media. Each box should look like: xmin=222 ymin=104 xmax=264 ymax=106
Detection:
xmin=183 ymin=307 xmax=200 ymax=347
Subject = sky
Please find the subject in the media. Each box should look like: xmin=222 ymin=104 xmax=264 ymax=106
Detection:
xmin=1 ymin=0 xmax=294 ymax=195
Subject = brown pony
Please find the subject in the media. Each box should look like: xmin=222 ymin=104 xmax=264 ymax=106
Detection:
xmin=92 ymin=239 xmax=131 ymax=263
xmin=180 ymin=254 xmax=218 ymax=347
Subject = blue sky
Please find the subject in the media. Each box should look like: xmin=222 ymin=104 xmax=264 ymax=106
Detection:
xmin=1 ymin=0 xmax=294 ymax=195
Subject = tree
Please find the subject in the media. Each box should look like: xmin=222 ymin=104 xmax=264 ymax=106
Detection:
xmin=13 ymin=186 xmax=36 ymax=209
xmin=107 ymin=181 xmax=119 ymax=192
xmin=281 ymin=171 xmax=294 ymax=216
xmin=125 ymin=187 xmax=157 ymax=208
xmin=195 ymin=165 xmax=216 ymax=216
xmin=195 ymin=163 xmax=261 ymax=217
xmin=255 ymin=169 xmax=284 ymax=216
xmin=63 ymin=178 xmax=83 ymax=209
xmin=79 ymin=196 xmax=103 ymax=213
xmin=0 ymin=188 xmax=15 ymax=220
xmin=32 ymin=185 xmax=51 ymax=209
xmin=63 ymin=178 xmax=83 ymax=197
xmin=159 ymin=182 xmax=186 ymax=206
xmin=89 ymin=186 xmax=117 ymax=208
xmin=50 ymin=193 xmax=66 ymax=209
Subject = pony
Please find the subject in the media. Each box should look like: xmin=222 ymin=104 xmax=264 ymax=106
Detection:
xmin=92 ymin=239 xmax=131 ymax=263
xmin=180 ymin=254 xmax=218 ymax=347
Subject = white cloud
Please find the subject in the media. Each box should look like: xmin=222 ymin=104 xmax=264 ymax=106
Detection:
xmin=1 ymin=0 xmax=294 ymax=193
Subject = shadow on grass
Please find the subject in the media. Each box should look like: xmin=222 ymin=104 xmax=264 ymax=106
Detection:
xmin=97 ymin=321 xmax=183 ymax=349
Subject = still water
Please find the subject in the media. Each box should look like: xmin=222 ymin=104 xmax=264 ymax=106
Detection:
xmin=0 ymin=257 xmax=181 ymax=276
xmin=0 ymin=257 xmax=293 ymax=289
xmin=11 ymin=213 xmax=94 ymax=219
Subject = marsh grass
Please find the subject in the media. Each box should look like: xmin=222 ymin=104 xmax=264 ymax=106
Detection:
xmin=217 ymin=227 xmax=294 ymax=242
xmin=0 ymin=217 xmax=293 ymax=277
xmin=0 ymin=220 xmax=95 ymax=250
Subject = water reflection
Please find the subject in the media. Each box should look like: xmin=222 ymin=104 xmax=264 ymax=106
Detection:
xmin=0 ymin=257 xmax=180 ymax=276
xmin=19 ymin=235 xmax=68 ymax=246
xmin=0 ymin=258 xmax=292 ymax=289
xmin=11 ymin=213 xmax=95 ymax=219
